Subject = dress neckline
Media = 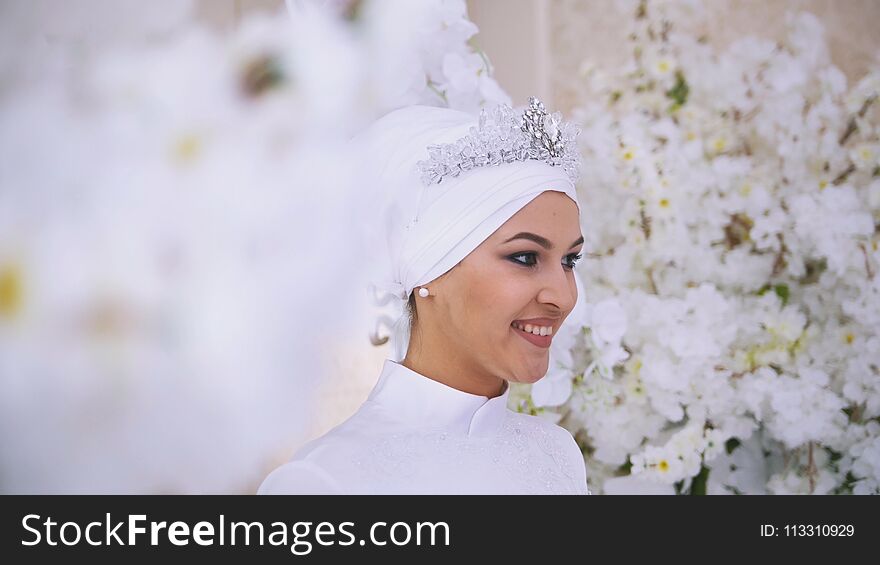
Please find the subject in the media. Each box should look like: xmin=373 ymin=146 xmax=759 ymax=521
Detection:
xmin=367 ymin=358 xmax=511 ymax=438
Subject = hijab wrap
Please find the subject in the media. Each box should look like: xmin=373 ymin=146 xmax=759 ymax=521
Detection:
xmin=355 ymin=102 xmax=583 ymax=363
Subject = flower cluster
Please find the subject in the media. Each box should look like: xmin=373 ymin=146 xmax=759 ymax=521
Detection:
xmin=532 ymin=0 xmax=880 ymax=495
xmin=346 ymin=0 xmax=511 ymax=115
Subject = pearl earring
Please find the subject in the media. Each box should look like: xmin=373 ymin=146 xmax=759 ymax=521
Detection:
xmin=418 ymin=287 xmax=429 ymax=298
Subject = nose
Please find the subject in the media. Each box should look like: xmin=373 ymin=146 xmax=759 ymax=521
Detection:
xmin=537 ymin=262 xmax=577 ymax=314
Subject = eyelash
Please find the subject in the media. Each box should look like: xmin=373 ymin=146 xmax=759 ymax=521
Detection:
xmin=509 ymin=252 xmax=583 ymax=270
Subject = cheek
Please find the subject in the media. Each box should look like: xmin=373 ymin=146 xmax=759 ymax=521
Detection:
xmin=465 ymin=262 xmax=558 ymax=376
xmin=489 ymin=283 xmax=535 ymax=331
xmin=458 ymin=260 xmax=533 ymax=332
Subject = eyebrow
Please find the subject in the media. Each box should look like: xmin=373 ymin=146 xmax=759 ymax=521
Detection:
xmin=502 ymin=232 xmax=584 ymax=250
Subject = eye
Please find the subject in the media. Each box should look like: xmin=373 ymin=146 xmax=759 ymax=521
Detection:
xmin=509 ymin=252 xmax=537 ymax=267
xmin=567 ymin=253 xmax=583 ymax=269
xmin=509 ymin=252 xmax=582 ymax=270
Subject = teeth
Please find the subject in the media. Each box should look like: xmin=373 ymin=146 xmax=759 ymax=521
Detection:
xmin=512 ymin=322 xmax=552 ymax=336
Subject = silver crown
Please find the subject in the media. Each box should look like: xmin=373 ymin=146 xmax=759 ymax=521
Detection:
xmin=416 ymin=97 xmax=581 ymax=187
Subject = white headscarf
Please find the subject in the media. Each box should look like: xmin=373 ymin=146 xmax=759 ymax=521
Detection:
xmin=355 ymin=103 xmax=583 ymax=363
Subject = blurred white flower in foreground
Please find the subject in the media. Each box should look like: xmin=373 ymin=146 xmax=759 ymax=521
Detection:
xmin=0 ymin=0 xmax=509 ymax=493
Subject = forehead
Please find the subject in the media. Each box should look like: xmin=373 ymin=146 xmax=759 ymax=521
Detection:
xmin=496 ymin=191 xmax=580 ymax=234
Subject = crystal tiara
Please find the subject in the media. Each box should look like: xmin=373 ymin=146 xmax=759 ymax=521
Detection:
xmin=416 ymin=97 xmax=581 ymax=187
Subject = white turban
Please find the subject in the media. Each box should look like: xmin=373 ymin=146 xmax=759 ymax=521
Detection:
xmin=355 ymin=103 xmax=583 ymax=363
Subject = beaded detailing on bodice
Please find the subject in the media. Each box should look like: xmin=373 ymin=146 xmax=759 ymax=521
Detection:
xmin=350 ymin=411 xmax=588 ymax=494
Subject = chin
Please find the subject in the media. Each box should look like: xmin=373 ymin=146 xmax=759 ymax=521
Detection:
xmin=511 ymin=358 xmax=549 ymax=384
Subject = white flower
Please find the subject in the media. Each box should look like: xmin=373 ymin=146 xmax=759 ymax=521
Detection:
xmin=441 ymin=51 xmax=482 ymax=92
xmin=602 ymin=474 xmax=676 ymax=494
xmin=851 ymin=143 xmax=880 ymax=171
xmin=590 ymin=298 xmax=627 ymax=346
xmin=706 ymin=432 xmax=771 ymax=494
xmin=531 ymin=346 xmax=575 ymax=407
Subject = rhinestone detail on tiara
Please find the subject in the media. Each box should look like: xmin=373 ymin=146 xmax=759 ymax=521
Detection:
xmin=416 ymin=97 xmax=581 ymax=187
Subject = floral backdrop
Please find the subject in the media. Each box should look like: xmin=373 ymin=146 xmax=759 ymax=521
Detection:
xmin=527 ymin=0 xmax=880 ymax=495
xmin=0 ymin=0 xmax=876 ymax=494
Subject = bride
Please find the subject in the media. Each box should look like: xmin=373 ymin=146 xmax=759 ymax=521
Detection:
xmin=258 ymin=97 xmax=591 ymax=494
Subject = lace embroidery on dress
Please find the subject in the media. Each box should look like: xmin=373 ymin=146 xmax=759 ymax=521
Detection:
xmin=350 ymin=411 xmax=587 ymax=494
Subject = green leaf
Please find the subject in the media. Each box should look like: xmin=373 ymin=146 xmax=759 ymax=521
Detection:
xmin=665 ymin=70 xmax=689 ymax=107
xmin=724 ymin=437 xmax=741 ymax=455
xmin=773 ymin=284 xmax=790 ymax=306
xmin=689 ymin=464 xmax=710 ymax=495
xmin=756 ymin=283 xmax=789 ymax=306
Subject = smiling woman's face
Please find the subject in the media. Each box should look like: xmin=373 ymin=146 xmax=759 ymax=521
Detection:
xmin=412 ymin=190 xmax=583 ymax=385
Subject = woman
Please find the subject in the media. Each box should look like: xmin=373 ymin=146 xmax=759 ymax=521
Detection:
xmin=258 ymin=98 xmax=590 ymax=494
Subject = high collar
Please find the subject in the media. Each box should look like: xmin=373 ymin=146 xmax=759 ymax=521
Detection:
xmin=367 ymin=359 xmax=511 ymax=438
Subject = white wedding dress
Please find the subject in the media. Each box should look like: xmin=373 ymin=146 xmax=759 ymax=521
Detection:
xmin=258 ymin=359 xmax=591 ymax=495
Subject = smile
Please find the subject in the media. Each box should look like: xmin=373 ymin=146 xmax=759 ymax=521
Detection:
xmin=511 ymin=323 xmax=552 ymax=349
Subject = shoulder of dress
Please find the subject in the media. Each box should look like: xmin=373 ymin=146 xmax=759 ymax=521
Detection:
xmin=272 ymin=399 xmax=395 ymax=481
xmin=256 ymin=459 xmax=345 ymax=495
xmin=504 ymin=409 xmax=574 ymax=439
xmin=261 ymin=398 xmax=427 ymax=495
xmin=504 ymin=409 xmax=590 ymax=492
xmin=293 ymin=399 xmax=393 ymax=456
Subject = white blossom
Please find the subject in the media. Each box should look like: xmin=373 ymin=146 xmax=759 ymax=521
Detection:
xmin=540 ymin=0 xmax=880 ymax=494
